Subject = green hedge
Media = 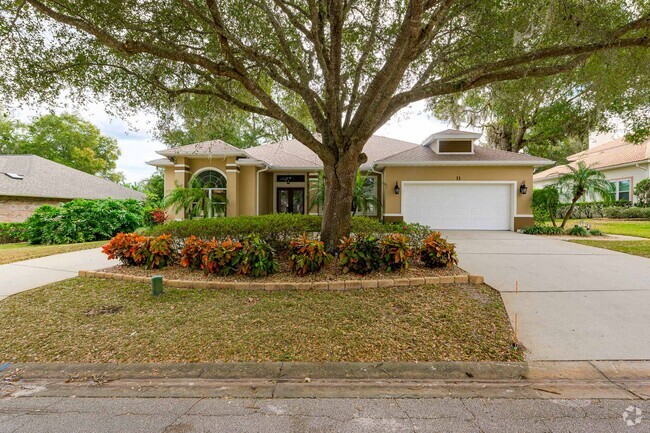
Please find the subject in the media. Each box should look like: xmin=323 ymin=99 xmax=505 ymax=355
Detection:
xmin=25 ymin=199 xmax=144 ymax=244
xmin=0 ymin=222 xmax=28 ymax=244
xmin=151 ymin=214 xmax=431 ymax=251
xmin=602 ymin=206 xmax=650 ymax=219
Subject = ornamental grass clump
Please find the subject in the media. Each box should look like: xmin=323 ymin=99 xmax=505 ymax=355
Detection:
xmin=179 ymin=235 xmax=208 ymax=270
xmin=288 ymin=234 xmax=331 ymax=276
xmin=239 ymin=235 xmax=279 ymax=277
xmin=380 ymin=233 xmax=413 ymax=272
xmin=338 ymin=235 xmax=382 ymax=275
xmin=419 ymin=232 xmax=458 ymax=268
xmin=202 ymin=238 xmax=244 ymax=276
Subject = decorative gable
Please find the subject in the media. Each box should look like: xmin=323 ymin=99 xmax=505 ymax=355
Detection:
xmin=422 ymin=129 xmax=482 ymax=155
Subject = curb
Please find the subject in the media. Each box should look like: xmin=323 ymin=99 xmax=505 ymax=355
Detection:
xmin=4 ymin=361 xmax=649 ymax=382
xmin=77 ymin=270 xmax=484 ymax=290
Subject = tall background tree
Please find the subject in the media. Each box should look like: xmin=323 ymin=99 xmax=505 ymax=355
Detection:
xmin=0 ymin=112 xmax=123 ymax=181
xmin=431 ymin=48 xmax=650 ymax=167
xmin=1 ymin=0 xmax=648 ymax=245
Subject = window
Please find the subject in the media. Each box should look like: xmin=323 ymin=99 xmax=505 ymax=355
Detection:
xmin=609 ymin=179 xmax=631 ymax=202
xmin=277 ymin=174 xmax=305 ymax=184
xmin=193 ymin=169 xmax=227 ymax=217
xmin=357 ymin=176 xmax=378 ymax=216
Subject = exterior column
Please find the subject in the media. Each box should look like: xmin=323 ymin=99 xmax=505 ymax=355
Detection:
xmin=226 ymin=161 xmax=239 ymax=217
xmin=172 ymin=157 xmax=190 ymax=220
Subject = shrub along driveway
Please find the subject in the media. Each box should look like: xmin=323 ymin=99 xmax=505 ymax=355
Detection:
xmin=444 ymin=230 xmax=650 ymax=361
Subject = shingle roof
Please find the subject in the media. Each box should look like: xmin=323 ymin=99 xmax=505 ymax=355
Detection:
xmin=0 ymin=155 xmax=146 ymax=201
xmin=148 ymin=131 xmax=549 ymax=170
xmin=375 ymin=145 xmax=552 ymax=166
xmin=157 ymin=140 xmax=248 ymax=158
xmin=146 ymin=157 xmax=173 ymax=167
xmin=244 ymin=135 xmax=419 ymax=170
xmin=534 ymin=138 xmax=650 ymax=181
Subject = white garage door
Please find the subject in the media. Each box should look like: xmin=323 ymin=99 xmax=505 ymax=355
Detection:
xmin=402 ymin=183 xmax=512 ymax=230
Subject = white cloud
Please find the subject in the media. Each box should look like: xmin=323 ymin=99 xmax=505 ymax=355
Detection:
xmin=11 ymin=101 xmax=162 ymax=183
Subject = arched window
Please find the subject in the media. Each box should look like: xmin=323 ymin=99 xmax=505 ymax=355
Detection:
xmin=191 ymin=169 xmax=227 ymax=218
xmin=195 ymin=170 xmax=227 ymax=190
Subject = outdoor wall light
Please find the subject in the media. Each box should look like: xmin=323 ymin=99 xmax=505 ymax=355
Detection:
xmin=519 ymin=181 xmax=528 ymax=195
xmin=394 ymin=181 xmax=400 ymax=195
xmin=286 ymin=176 xmax=292 ymax=184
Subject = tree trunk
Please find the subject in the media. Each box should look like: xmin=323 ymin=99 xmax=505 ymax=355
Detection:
xmin=560 ymin=196 xmax=580 ymax=228
xmin=320 ymin=153 xmax=359 ymax=250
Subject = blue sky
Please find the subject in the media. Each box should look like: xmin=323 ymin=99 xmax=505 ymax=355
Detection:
xmin=13 ymin=100 xmax=451 ymax=183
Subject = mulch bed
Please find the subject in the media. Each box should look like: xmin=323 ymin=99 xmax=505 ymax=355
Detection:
xmin=101 ymin=258 xmax=465 ymax=284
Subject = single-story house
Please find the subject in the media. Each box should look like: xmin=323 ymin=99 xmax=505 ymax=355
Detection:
xmin=147 ymin=129 xmax=552 ymax=231
xmin=0 ymin=154 xmax=146 ymax=222
xmin=534 ymin=138 xmax=650 ymax=203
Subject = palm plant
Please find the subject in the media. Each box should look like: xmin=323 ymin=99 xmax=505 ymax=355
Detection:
xmin=310 ymin=171 xmax=381 ymax=215
xmin=556 ymin=162 xmax=612 ymax=228
xmin=163 ymin=179 xmax=227 ymax=218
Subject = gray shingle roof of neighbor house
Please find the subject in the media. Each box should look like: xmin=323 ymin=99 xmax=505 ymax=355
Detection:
xmin=0 ymin=155 xmax=146 ymax=201
xmin=375 ymin=145 xmax=553 ymax=166
xmin=534 ymin=137 xmax=650 ymax=181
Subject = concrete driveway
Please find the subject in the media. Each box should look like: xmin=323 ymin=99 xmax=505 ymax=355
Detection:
xmin=443 ymin=231 xmax=650 ymax=361
xmin=0 ymin=248 xmax=115 ymax=300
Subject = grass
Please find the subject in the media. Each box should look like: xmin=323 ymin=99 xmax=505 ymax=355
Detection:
xmin=0 ymin=241 xmax=106 ymax=265
xmin=0 ymin=277 xmax=522 ymax=363
xmin=561 ymin=219 xmax=650 ymax=238
xmin=569 ymin=240 xmax=650 ymax=259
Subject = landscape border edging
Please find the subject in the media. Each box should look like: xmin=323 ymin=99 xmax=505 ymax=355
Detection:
xmin=78 ymin=270 xmax=485 ymax=290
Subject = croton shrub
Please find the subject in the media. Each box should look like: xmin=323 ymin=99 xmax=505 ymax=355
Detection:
xmin=419 ymin=232 xmax=458 ymax=268
xmin=102 ymin=232 xmax=175 ymax=269
xmin=288 ymin=235 xmax=331 ymax=276
xmin=338 ymin=235 xmax=382 ymax=275
xmin=103 ymin=228 xmax=458 ymax=277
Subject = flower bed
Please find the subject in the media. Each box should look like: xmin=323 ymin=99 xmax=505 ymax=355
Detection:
xmin=99 ymin=229 xmax=473 ymax=288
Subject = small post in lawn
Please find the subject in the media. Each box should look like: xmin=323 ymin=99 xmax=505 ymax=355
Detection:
xmin=151 ymin=275 xmax=163 ymax=296
xmin=514 ymin=280 xmax=519 ymax=348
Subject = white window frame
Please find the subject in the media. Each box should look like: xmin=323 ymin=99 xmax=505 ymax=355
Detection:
xmin=609 ymin=177 xmax=632 ymax=202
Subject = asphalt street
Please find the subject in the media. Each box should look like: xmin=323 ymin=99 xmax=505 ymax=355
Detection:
xmin=1 ymin=396 xmax=647 ymax=432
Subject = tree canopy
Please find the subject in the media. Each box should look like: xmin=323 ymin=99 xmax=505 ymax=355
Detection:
xmin=0 ymin=112 xmax=123 ymax=181
xmin=430 ymin=45 xmax=650 ymax=158
xmin=1 ymin=0 xmax=648 ymax=244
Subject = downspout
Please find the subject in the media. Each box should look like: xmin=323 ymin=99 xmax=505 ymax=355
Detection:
xmin=368 ymin=164 xmax=384 ymax=220
xmin=256 ymin=164 xmax=270 ymax=215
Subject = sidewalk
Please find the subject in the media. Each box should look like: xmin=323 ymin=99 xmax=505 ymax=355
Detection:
xmin=0 ymin=248 xmax=115 ymax=300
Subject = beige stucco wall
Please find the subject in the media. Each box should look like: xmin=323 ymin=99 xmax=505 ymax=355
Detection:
xmin=382 ymin=165 xmax=534 ymax=228
xmin=258 ymin=171 xmax=273 ymax=215
xmin=239 ymin=166 xmax=257 ymax=216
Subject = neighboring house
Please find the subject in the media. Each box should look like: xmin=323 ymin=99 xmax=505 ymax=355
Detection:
xmin=147 ymin=129 xmax=551 ymax=231
xmin=0 ymin=154 xmax=146 ymax=222
xmin=534 ymin=138 xmax=650 ymax=203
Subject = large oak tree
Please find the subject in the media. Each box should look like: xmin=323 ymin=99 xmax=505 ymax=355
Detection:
xmin=1 ymin=0 xmax=648 ymax=246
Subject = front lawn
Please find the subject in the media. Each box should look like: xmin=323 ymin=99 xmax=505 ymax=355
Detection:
xmin=0 ymin=277 xmax=521 ymax=363
xmin=0 ymin=241 xmax=106 ymax=265
xmin=562 ymin=219 xmax=650 ymax=238
xmin=569 ymin=240 xmax=650 ymax=259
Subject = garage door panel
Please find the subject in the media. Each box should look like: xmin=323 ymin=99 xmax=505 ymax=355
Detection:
xmin=402 ymin=183 xmax=512 ymax=230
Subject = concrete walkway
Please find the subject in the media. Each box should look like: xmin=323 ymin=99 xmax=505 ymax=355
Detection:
xmin=443 ymin=231 xmax=650 ymax=361
xmin=0 ymin=248 xmax=115 ymax=300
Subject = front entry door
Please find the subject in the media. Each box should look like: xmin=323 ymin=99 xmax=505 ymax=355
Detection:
xmin=277 ymin=188 xmax=305 ymax=214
